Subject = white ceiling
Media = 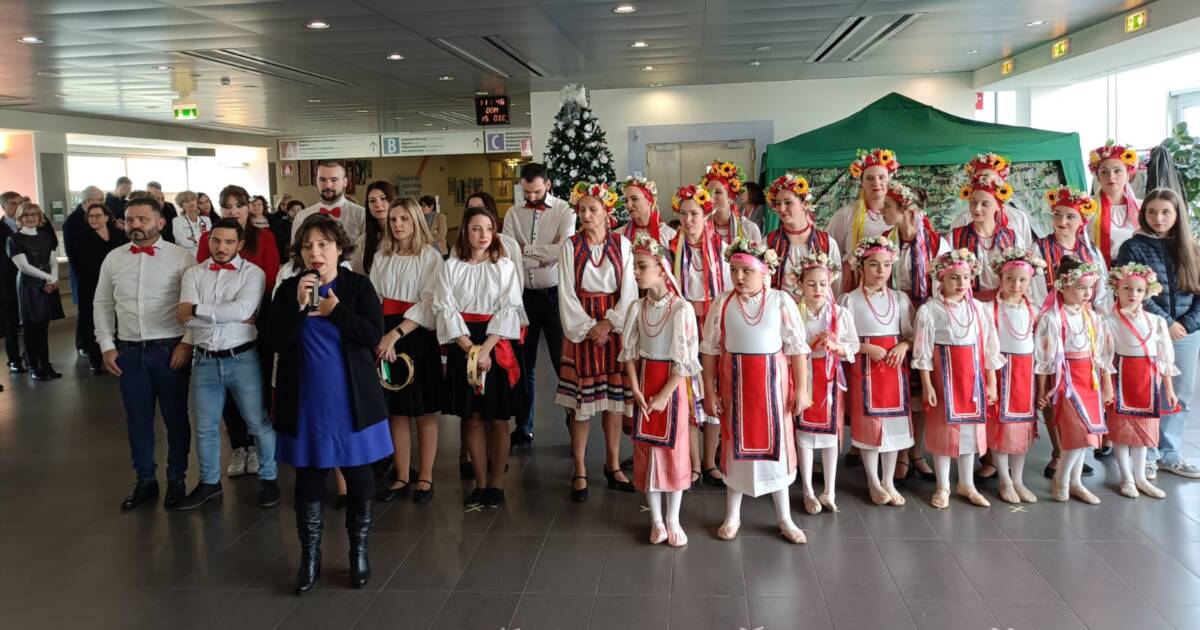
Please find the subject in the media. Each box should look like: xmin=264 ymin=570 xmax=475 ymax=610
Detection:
xmin=0 ymin=0 xmax=1147 ymax=137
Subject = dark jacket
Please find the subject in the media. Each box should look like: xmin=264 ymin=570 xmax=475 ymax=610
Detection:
xmin=159 ymin=201 xmax=178 ymax=244
xmin=267 ymin=266 xmax=387 ymax=437
xmin=1115 ymin=232 xmax=1200 ymax=333
xmin=74 ymin=225 xmax=127 ymax=306
xmin=104 ymin=193 xmax=126 ymax=221
xmin=0 ymin=220 xmax=18 ymax=296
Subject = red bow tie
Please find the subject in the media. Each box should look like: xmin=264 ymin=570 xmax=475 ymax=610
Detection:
xmin=524 ymin=199 xmax=547 ymax=211
xmin=130 ymin=245 xmax=156 ymax=256
xmin=209 ymin=262 xmax=236 ymax=271
xmin=319 ymin=206 xmax=341 ymax=218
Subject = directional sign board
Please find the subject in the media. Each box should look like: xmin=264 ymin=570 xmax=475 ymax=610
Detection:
xmin=484 ymin=129 xmax=532 ymax=154
xmin=278 ymin=135 xmax=380 ymax=160
xmin=380 ymin=131 xmax=485 ymax=157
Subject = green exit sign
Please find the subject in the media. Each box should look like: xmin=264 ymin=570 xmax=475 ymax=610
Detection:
xmin=173 ymin=105 xmax=198 ymax=120
xmin=1125 ymin=9 xmax=1148 ymax=33
xmin=1051 ymin=38 xmax=1070 ymax=59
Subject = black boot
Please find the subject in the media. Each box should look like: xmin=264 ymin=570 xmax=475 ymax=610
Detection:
xmin=346 ymin=497 xmax=373 ymax=589
xmin=295 ymin=501 xmax=323 ymax=595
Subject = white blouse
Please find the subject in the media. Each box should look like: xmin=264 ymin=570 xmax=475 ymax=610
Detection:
xmin=777 ymin=236 xmax=843 ymax=302
xmin=946 ymin=226 xmax=1032 ymax=292
xmin=801 ymin=300 xmax=859 ymax=361
xmin=434 ymin=256 xmax=524 ymax=344
xmin=557 ymin=234 xmax=638 ymax=343
xmin=369 ymin=245 xmax=443 ymax=330
xmin=827 ymin=201 xmax=890 ymax=255
xmin=679 ymin=241 xmax=732 ymax=303
xmin=1028 ymin=237 xmax=1113 ymax=314
xmin=839 ymin=287 xmax=915 ymax=339
xmin=700 ymin=289 xmax=809 ymax=356
xmin=911 ymin=298 xmax=1005 ymax=372
xmin=986 ymin=298 xmax=1037 ymax=355
xmin=711 ymin=215 xmax=762 ymax=246
xmin=618 ymin=294 xmax=703 ymax=377
xmin=1034 ymin=305 xmax=1109 ymax=375
xmin=890 ymin=232 xmax=950 ymax=295
xmin=1101 ymin=309 xmax=1180 ymax=377
xmin=616 ymin=222 xmax=677 ymax=249
xmin=171 ymin=214 xmax=211 ymax=255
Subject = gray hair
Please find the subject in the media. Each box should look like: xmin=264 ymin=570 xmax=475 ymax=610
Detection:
xmin=81 ymin=185 xmax=103 ymax=201
xmin=146 ymin=181 xmax=162 ymax=191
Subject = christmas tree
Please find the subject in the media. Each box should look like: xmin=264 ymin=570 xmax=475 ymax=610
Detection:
xmin=544 ymin=84 xmax=622 ymax=222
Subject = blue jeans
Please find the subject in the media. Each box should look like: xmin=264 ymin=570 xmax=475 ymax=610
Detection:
xmin=193 ymin=348 xmax=277 ymax=484
xmin=117 ymin=341 xmax=191 ymax=481
xmin=1155 ymin=329 xmax=1200 ymax=466
xmin=519 ymin=287 xmax=563 ymax=435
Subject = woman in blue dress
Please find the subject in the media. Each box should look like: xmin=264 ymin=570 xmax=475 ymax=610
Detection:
xmin=268 ymin=214 xmax=391 ymax=595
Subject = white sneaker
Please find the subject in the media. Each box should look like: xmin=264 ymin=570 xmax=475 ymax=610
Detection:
xmin=227 ymin=447 xmax=248 ymax=477
xmin=1146 ymin=461 xmax=1158 ymax=480
xmin=246 ymin=447 xmax=260 ymax=476
xmin=1161 ymin=460 xmax=1200 ymax=479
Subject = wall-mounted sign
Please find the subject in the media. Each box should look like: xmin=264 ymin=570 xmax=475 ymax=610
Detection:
xmin=484 ymin=129 xmax=532 ymax=154
xmin=475 ymin=95 xmax=511 ymax=126
xmin=380 ymin=131 xmax=483 ymax=157
xmin=1051 ymin=38 xmax=1070 ymax=59
xmin=1000 ymin=59 xmax=1014 ymax=75
xmin=173 ymin=103 xmax=198 ymax=120
xmin=278 ymin=134 xmax=381 ymax=160
xmin=1125 ymin=9 xmax=1149 ymax=33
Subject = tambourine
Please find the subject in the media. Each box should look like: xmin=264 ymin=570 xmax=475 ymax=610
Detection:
xmin=377 ymin=353 xmax=415 ymax=391
xmin=466 ymin=345 xmax=486 ymax=394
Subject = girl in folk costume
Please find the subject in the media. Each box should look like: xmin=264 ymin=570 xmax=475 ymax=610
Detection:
xmin=619 ymin=234 xmax=701 ymax=546
xmin=839 ymin=236 xmax=916 ymax=506
xmin=793 ymin=251 xmax=859 ymax=514
xmin=828 ymin=148 xmax=900 ymax=293
xmin=701 ymin=160 xmax=763 ymax=246
xmin=951 ymin=173 xmax=1030 ymax=302
xmin=985 ymin=247 xmax=1048 ymax=504
xmin=765 ymin=173 xmax=842 ymax=302
xmin=1034 ymin=256 xmax=1113 ymax=504
xmin=1101 ymin=263 xmax=1178 ymax=499
xmin=668 ymin=185 xmax=731 ymax=488
xmin=700 ymin=239 xmax=810 ymax=544
xmin=557 ymin=182 xmax=638 ymax=501
xmin=434 ymin=206 xmax=526 ymax=509
xmin=913 ymin=250 xmax=1005 ymax=509
xmin=1089 ymin=141 xmax=1142 ymax=263
xmin=950 ymin=153 xmax=1035 ymax=243
xmin=370 ymin=198 xmax=445 ymax=504
xmin=617 ymin=175 xmax=676 ymax=247
xmin=1032 ymin=187 xmax=1112 ymax=312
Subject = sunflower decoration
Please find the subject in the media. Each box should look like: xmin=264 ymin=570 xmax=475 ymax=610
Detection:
xmin=1107 ymin=262 xmax=1163 ymax=297
xmin=569 ymin=181 xmax=619 ymax=211
xmin=848 ymin=147 xmax=900 ymax=179
xmin=699 ymin=160 xmax=747 ymax=195
xmin=963 ymin=153 xmax=1012 ymax=181
xmin=960 ymin=173 xmax=1013 ymax=206
xmin=766 ymin=173 xmax=812 ymax=207
xmin=1088 ymin=140 xmax=1139 ymax=174
xmin=932 ymin=248 xmax=981 ymax=279
xmin=672 ymin=184 xmax=715 ymax=214
xmin=1045 ymin=186 xmax=1098 ymax=219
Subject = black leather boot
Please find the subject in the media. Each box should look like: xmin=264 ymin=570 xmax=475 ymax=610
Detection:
xmin=295 ymin=501 xmax=323 ymax=595
xmin=346 ymin=497 xmax=373 ymax=589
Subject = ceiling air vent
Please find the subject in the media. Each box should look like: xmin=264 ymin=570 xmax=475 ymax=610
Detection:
xmin=176 ymin=49 xmax=354 ymax=88
xmin=429 ymin=38 xmax=511 ymax=79
xmin=482 ymin=36 xmax=547 ymax=77
xmin=806 ymin=13 xmax=923 ymax=63
xmin=418 ymin=111 xmax=475 ymax=125
xmin=0 ymin=94 xmax=33 ymax=107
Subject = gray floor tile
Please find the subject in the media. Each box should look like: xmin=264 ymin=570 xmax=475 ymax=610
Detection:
xmin=275 ymin=589 xmax=376 ymax=630
xmin=923 ymin=504 xmax=1008 ymax=540
xmin=353 ymin=591 xmax=449 ymax=630
xmin=1165 ymin=541 xmax=1200 ymax=577
xmin=825 ymin=597 xmax=916 ymax=630
xmin=1103 ymin=496 xmax=1200 ymax=543
xmin=669 ymin=595 xmax=750 ymax=630
xmin=741 ymin=536 xmax=822 ymax=597
xmin=510 ymin=593 xmax=595 ymax=630
xmin=212 ymin=589 xmax=303 ymax=630
xmin=748 ymin=596 xmax=833 ymax=630
xmin=1156 ymin=605 xmax=1200 ymax=630
xmin=131 ymin=589 xmax=239 ymax=630
xmin=856 ymin=501 xmax=938 ymax=539
xmin=876 ymin=539 xmax=981 ymax=602
xmin=1069 ymin=601 xmax=1174 ymax=630
xmin=670 ymin=536 xmax=745 ymax=596
xmin=1052 ymin=501 xmax=1151 ymax=542
xmin=945 ymin=540 xmax=1060 ymax=603
xmin=428 ymin=592 xmax=521 ymax=630
xmin=905 ymin=599 xmax=996 ymax=630
xmin=382 ymin=532 xmax=483 ymax=591
xmin=453 ymin=534 xmax=545 ymax=592
xmin=551 ymin=491 xmax=619 ymax=535
xmin=597 ymin=535 xmax=674 ymax=595
xmin=809 ymin=539 xmax=901 ymax=601
xmin=1086 ymin=541 xmax=1200 ymax=605
xmin=525 ymin=534 xmax=610 ymax=594
xmin=588 ymin=595 xmax=671 ymax=630
xmin=1015 ymin=540 xmax=1145 ymax=605
xmin=986 ymin=602 xmax=1086 ymax=630
xmin=988 ymin=504 xmax=1078 ymax=541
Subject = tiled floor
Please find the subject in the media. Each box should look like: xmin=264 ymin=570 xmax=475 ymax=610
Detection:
xmin=3 ymin=319 xmax=1200 ymax=629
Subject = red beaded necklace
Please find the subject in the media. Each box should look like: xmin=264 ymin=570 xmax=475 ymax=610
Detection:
xmin=862 ymin=285 xmax=896 ymax=326
xmin=736 ymin=287 xmax=768 ymax=326
xmin=640 ymin=294 xmax=676 ymax=338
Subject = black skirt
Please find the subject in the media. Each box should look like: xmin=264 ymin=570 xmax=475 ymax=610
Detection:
xmin=17 ymin=275 xmax=65 ymax=325
xmin=382 ymin=314 xmax=443 ymax=417
xmin=443 ymin=320 xmax=527 ymax=422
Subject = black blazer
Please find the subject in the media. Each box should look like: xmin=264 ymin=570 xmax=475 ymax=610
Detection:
xmin=267 ymin=266 xmax=388 ymax=437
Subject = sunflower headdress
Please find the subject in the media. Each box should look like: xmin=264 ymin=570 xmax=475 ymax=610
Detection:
xmin=1044 ymin=186 xmax=1098 ymax=219
xmin=848 ymin=148 xmax=899 ymax=179
xmin=569 ymin=181 xmax=619 ymax=210
xmin=699 ymin=160 xmax=746 ymax=195
xmin=963 ymin=153 xmax=1011 ymax=181
xmin=766 ymin=173 xmax=811 ymax=206
xmin=1088 ymin=140 xmax=1139 ymax=175
xmin=959 ymin=173 xmax=1015 ymax=207
xmin=671 ymin=184 xmax=714 ymax=214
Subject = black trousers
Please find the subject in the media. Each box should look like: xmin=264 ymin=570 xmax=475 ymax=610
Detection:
xmin=2 ymin=285 xmax=19 ymax=363
xmin=294 ymin=464 xmax=374 ymax=503
xmin=23 ymin=321 xmax=49 ymax=371
xmin=517 ymin=287 xmax=563 ymax=435
xmin=76 ymin=300 xmax=101 ymax=366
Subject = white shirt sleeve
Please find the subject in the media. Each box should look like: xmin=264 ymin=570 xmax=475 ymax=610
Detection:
xmin=979 ymin=300 xmax=1006 ymax=370
xmin=93 ymin=253 xmax=118 ymax=353
xmin=194 ymin=265 xmax=266 ymax=325
xmin=11 ymin=253 xmax=56 ymax=283
xmin=604 ymin=237 xmax=638 ymax=331
xmin=1034 ymin=310 xmax=1061 ymax=375
xmin=911 ymin=302 xmax=936 ymax=371
xmin=835 ymin=305 xmax=859 ymax=362
xmin=700 ymin=292 xmax=728 ymax=356
xmin=779 ymin=292 xmax=811 ymax=356
xmin=557 ymin=241 xmax=594 ymax=343
xmin=488 ymin=260 xmax=524 ymax=340
xmin=434 ymin=261 xmax=469 ymax=344
xmin=672 ymin=300 xmax=703 ymax=377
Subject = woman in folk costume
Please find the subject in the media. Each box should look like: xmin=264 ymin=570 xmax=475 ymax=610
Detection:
xmin=1101 ymin=263 xmax=1178 ymax=499
xmin=880 ymin=180 xmax=949 ymax=483
xmin=828 ymin=148 xmax=899 ymax=293
xmin=765 ymin=173 xmax=842 ymax=302
xmin=617 ymin=175 xmax=676 ymax=247
xmin=1089 ymin=141 xmax=1142 ymax=263
xmin=912 ymin=250 xmax=1004 ymax=509
xmin=949 ymin=153 xmax=1036 ymax=242
xmin=985 ymin=247 xmax=1047 ymax=504
xmin=951 ymin=173 xmax=1030 ymax=302
xmin=557 ymin=182 xmax=638 ymax=501
xmin=793 ymin=251 xmax=858 ymax=514
xmin=839 ymin=236 xmax=916 ymax=506
xmin=1035 ymin=256 xmax=1113 ymax=504
xmin=620 ymin=233 xmax=701 ymax=546
xmin=668 ymin=185 xmax=731 ymax=488
xmin=700 ymin=239 xmax=810 ymax=544
xmin=701 ymin=160 xmax=763 ymax=246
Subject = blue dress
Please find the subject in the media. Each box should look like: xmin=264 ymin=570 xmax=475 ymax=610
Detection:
xmin=277 ymin=280 xmax=393 ymax=468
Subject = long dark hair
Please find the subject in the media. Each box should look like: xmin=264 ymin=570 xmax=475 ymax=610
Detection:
xmin=219 ymin=185 xmax=261 ymax=252
xmin=742 ymin=181 xmax=766 ymax=207
xmin=363 ymin=180 xmax=396 ymax=273
xmin=1140 ymin=188 xmax=1200 ymax=293
xmin=467 ymin=191 xmax=499 ymax=217
xmin=454 ymin=206 xmax=504 ymax=262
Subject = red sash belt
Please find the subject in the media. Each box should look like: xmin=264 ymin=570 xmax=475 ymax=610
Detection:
xmin=631 ymin=358 xmax=681 ymax=448
xmin=461 ymin=312 xmax=520 ymax=387
xmin=382 ymin=298 xmax=414 ymax=316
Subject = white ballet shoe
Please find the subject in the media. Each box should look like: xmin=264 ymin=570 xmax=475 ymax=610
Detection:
xmin=802 ymin=492 xmax=823 ymax=515
xmin=778 ymin=521 xmax=807 ymax=544
xmin=716 ymin=519 xmax=741 ymax=541
xmin=1014 ymin=484 xmax=1038 ymax=503
xmin=1051 ymin=486 xmax=1070 ymax=502
xmin=1069 ymin=483 xmax=1101 ymax=505
xmin=869 ymin=485 xmax=893 ymax=506
xmin=666 ymin=522 xmax=688 ymax=547
xmin=998 ymin=482 xmax=1021 ymax=504
xmin=1119 ymin=481 xmax=1139 ymax=499
xmin=649 ymin=522 xmax=668 ymax=544
xmin=886 ymin=487 xmax=906 ymax=507
xmin=931 ymin=488 xmax=950 ymax=510
xmin=1135 ymin=479 xmax=1166 ymax=499
xmin=818 ymin=492 xmax=839 ymax=513
xmin=956 ymin=484 xmax=991 ymax=508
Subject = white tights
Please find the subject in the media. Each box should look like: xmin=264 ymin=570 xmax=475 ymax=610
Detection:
xmin=991 ymin=452 xmax=1027 ymax=489
xmin=799 ymin=445 xmax=838 ymax=499
xmin=862 ymin=448 xmax=899 ymax=493
xmin=933 ymin=454 xmax=978 ymax=492
xmin=724 ymin=487 xmax=798 ymax=529
xmin=1055 ymin=447 xmax=1088 ymax=494
xmin=1114 ymin=444 xmax=1150 ymax=485
xmin=646 ymin=490 xmax=683 ymax=526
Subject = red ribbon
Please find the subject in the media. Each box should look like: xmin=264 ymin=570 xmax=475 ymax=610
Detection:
xmin=461 ymin=312 xmax=521 ymax=387
xmin=319 ymin=207 xmax=341 ymax=218
xmin=131 ymin=245 xmax=156 ymax=256
xmin=209 ymin=262 xmax=236 ymax=271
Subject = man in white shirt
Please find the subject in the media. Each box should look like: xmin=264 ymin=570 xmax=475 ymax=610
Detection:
xmin=502 ymin=163 xmax=576 ymax=445
xmin=94 ymin=197 xmax=196 ymax=512
xmin=291 ymin=160 xmax=366 ymax=243
xmin=174 ymin=218 xmax=280 ymax=511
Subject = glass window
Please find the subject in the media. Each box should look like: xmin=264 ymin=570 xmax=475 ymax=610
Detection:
xmin=126 ymin=157 xmax=189 ymax=195
xmin=67 ymin=155 xmax=125 ymax=193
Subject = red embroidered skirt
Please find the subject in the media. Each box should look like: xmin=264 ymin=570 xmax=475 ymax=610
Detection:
xmin=719 ymin=351 xmax=794 ymax=463
xmin=798 ymin=354 xmax=842 ymax=443
xmin=849 ymin=335 xmax=911 ymax=448
xmin=1107 ymin=355 xmax=1161 ymax=447
xmin=987 ymin=352 xmax=1037 ymax=454
xmin=631 ymin=358 xmax=692 ymax=492
xmin=556 ymin=291 xmax=631 ymax=417
xmin=1051 ymin=353 xmax=1107 ymax=450
xmin=924 ymin=344 xmax=988 ymax=457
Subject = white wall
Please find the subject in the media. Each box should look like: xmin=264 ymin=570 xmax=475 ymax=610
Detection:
xmin=531 ymin=74 xmax=977 ymax=177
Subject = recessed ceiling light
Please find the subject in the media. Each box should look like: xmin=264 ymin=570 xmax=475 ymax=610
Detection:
xmin=612 ymin=4 xmax=637 ymax=14
xmin=475 ymin=91 xmax=489 ymax=96
xmin=438 ymin=75 xmax=454 ymax=81
xmin=393 ymin=116 xmax=406 ymax=120
xmin=641 ymin=65 xmax=655 ymax=71
xmin=386 ymin=53 xmax=405 ymax=61
xmin=964 ymin=49 xmax=982 ymax=55
xmin=17 ymin=35 xmax=42 ymax=44
xmin=1025 ymin=20 xmax=1047 ymax=27
xmin=306 ymin=19 xmax=330 ymax=29
xmin=53 ymin=92 xmax=66 ymax=97
xmin=243 ymin=84 xmax=258 ymax=88
xmin=356 ymin=109 xmax=369 ymax=113
xmin=923 ymin=69 xmax=939 ymax=73
xmin=524 ymin=111 xmax=530 ymax=115
xmin=748 ymin=60 xmax=761 ymax=67
xmin=630 ymin=40 xmax=649 ymax=48
xmin=648 ymin=83 xmax=664 ymax=87
xmin=35 ymin=71 xmax=59 ymax=77
xmin=307 ymin=98 xmax=322 ymax=103
xmin=440 ymin=126 xmax=447 ymax=130
xmin=153 ymin=65 xmax=173 ymax=71
xmin=423 ymin=123 xmax=434 ymax=126
xmin=754 ymin=45 xmax=771 ymax=52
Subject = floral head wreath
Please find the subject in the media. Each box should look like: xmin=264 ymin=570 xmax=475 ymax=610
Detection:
xmin=847 ymin=235 xmax=899 ymax=271
xmin=963 ymin=153 xmax=1011 ymax=180
xmin=723 ymin=238 xmax=780 ymax=273
xmin=569 ymin=181 xmax=619 ymax=211
xmin=848 ymin=148 xmax=899 ymax=179
xmin=990 ymin=246 xmax=1048 ymax=277
xmin=766 ymin=173 xmax=811 ymax=206
xmin=1045 ymin=186 xmax=1098 ymax=219
xmin=699 ymin=160 xmax=746 ymax=195
xmin=671 ymin=184 xmax=714 ymax=214
xmin=1108 ymin=262 xmax=1163 ymax=297
xmin=793 ymin=250 xmax=840 ymax=281
xmin=621 ymin=175 xmax=658 ymax=209
xmin=959 ymin=173 xmax=1015 ymax=207
xmin=1053 ymin=261 xmax=1103 ymax=291
xmin=932 ymin=249 xmax=982 ymax=279
xmin=631 ymin=232 xmax=667 ymax=259
xmin=1088 ymin=140 xmax=1139 ymax=175
xmin=885 ymin=181 xmax=921 ymax=212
